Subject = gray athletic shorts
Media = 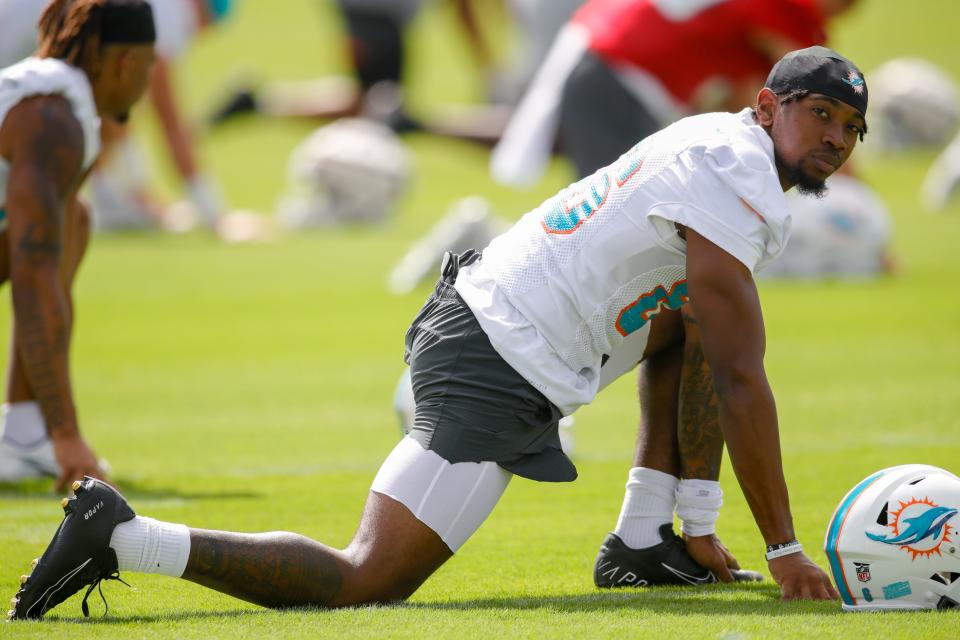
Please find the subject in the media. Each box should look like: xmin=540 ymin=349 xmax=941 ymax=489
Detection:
xmin=403 ymin=252 xmax=577 ymax=483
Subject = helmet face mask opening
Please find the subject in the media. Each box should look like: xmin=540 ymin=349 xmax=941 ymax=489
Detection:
xmin=824 ymin=465 xmax=960 ymax=611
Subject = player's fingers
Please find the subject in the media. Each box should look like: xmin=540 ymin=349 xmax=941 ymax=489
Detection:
xmin=55 ymin=466 xmax=77 ymax=493
xmin=85 ymin=462 xmax=105 ymax=480
xmin=824 ymin=578 xmax=841 ymax=601
xmin=780 ymin=581 xmax=797 ymax=601
xmin=714 ymin=562 xmax=735 ymax=583
xmin=702 ymin=551 xmax=734 ymax=582
xmin=721 ymin=547 xmax=741 ymax=570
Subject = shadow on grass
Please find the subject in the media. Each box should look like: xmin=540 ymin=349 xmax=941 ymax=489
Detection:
xmin=409 ymin=584 xmax=846 ymax=617
xmin=44 ymin=609 xmax=267 ymax=624
xmin=113 ymin=478 xmax=262 ymax=501
xmin=0 ymin=477 xmax=261 ymax=501
xmin=31 ymin=586 xmax=846 ymax=624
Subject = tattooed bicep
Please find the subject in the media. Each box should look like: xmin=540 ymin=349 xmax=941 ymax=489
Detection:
xmin=7 ymin=95 xmax=85 ymax=197
xmin=4 ymin=96 xmax=85 ymax=266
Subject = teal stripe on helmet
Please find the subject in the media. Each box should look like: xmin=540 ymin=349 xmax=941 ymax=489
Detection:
xmin=824 ymin=470 xmax=886 ymax=606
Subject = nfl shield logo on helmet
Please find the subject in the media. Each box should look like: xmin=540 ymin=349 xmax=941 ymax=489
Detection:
xmin=854 ymin=562 xmax=872 ymax=582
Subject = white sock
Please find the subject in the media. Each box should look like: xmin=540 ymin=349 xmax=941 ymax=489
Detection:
xmin=109 ymin=516 xmax=191 ymax=577
xmin=613 ymin=467 xmax=678 ymax=549
xmin=1 ymin=402 xmax=48 ymax=448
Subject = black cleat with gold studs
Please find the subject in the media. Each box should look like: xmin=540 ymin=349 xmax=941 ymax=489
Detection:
xmin=7 ymin=477 xmax=135 ymax=620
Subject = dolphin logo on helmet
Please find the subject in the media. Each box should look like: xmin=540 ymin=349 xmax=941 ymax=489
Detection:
xmin=866 ymin=505 xmax=958 ymax=546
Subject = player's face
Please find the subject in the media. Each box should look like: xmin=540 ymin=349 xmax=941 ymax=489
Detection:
xmin=115 ymin=44 xmax=156 ymax=122
xmin=97 ymin=44 xmax=156 ymax=123
xmin=771 ymin=93 xmax=866 ymax=196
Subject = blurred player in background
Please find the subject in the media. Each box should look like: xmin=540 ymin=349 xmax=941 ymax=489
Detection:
xmin=209 ymin=0 xmax=483 ymax=131
xmin=11 ymin=47 xmax=868 ymax=618
xmin=0 ymin=0 xmax=156 ymax=488
xmin=210 ymin=1 xmax=585 ymax=145
xmin=493 ymin=0 xmax=858 ymax=185
xmin=762 ymin=174 xmax=894 ymax=278
xmin=94 ymin=0 xmax=233 ymax=231
xmin=0 ymin=0 xmax=232 ymax=231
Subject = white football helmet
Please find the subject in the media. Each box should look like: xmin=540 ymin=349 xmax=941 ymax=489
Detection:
xmin=762 ymin=176 xmax=892 ymax=279
xmin=868 ymin=58 xmax=960 ymax=150
xmin=277 ymin=118 xmax=411 ymax=228
xmin=824 ymin=464 xmax=960 ymax=611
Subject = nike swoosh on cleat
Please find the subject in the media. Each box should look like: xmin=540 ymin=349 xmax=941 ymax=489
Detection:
xmin=660 ymin=562 xmax=715 ymax=586
xmin=26 ymin=558 xmax=92 ymax=618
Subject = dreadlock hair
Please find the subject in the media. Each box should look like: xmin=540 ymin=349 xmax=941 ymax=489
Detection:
xmin=36 ymin=0 xmax=107 ymax=73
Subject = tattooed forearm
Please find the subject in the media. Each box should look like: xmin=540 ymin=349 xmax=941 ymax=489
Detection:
xmin=678 ymin=309 xmax=723 ymax=480
xmin=184 ymin=529 xmax=344 ymax=609
xmin=17 ymin=222 xmax=63 ymax=261
xmin=10 ymin=277 xmax=72 ymax=431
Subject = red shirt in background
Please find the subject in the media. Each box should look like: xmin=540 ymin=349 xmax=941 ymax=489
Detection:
xmin=573 ymin=0 xmax=826 ymax=107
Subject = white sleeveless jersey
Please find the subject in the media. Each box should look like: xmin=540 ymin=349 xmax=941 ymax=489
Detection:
xmin=455 ymin=109 xmax=791 ymax=415
xmin=0 ymin=57 xmax=101 ymax=208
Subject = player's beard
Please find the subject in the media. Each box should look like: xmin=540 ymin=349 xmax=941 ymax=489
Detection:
xmin=776 ymin=151 xmax=828 ymax=199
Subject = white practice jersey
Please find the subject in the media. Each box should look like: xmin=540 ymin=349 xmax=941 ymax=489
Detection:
xmin=0 ymin=58 xmax=101 ymax=209
xmin=456 ymin=109 xmax=791 ymax=415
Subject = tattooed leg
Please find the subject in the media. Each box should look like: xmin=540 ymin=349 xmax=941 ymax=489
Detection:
xmin=678 ymin=304 xmax=723 ymax=481
xmin=182 ymin=491 xmax=452 ymax=608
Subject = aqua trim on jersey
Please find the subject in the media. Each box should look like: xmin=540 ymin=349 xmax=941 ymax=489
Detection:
xmin=615 ymin=280 xmax=688 ymax=336
xmin=542 ymin=173 xmax=611 ymax=234
xmin=824 ymin=470 xmax=886 ymax=607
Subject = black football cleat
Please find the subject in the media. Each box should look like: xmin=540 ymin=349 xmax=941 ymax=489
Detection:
xmin=207 ymin=87 xmax=259 ymax=128
xmin=594 ymin=524 xmax=763 ymax=588
xmin=8 ymin=477 xmax=135 ymax=620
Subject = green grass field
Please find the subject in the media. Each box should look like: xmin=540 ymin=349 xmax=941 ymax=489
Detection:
xmin=3 ymin=1 xmax=960 ymax=638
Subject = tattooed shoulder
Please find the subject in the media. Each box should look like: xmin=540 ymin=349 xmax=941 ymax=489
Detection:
xmin=8 ymin=95 xmax=85 ymax=194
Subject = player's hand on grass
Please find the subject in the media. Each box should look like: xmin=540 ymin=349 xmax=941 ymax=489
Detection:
xmin=51 ymin=431 xmax=108 ymax=492
xmin=769 ymin=552 xmax=840 ymax=601
xmin=684 ymin=533 xmax=740 ymax=582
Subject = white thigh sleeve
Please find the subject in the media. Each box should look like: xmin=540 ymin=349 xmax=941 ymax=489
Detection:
xmin=371 ymin=437 xmax=512 ymax=552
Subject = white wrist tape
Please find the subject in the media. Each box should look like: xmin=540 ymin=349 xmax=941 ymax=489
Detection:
xmin=676 ymin=479 xmax=723 ymax=537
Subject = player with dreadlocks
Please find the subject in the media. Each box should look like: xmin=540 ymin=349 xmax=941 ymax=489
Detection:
xmin=0 ymin=0 xmax=156 ymax=490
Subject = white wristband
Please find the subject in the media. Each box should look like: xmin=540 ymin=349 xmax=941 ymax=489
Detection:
xmin=765 ymin=540 xmax=803 ymax=561
xmin=676 ymin=479 xmax=722 ymax=537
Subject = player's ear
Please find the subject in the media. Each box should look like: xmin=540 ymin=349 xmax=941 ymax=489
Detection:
xmin=755 ymin=88 xmax=778 ymax=128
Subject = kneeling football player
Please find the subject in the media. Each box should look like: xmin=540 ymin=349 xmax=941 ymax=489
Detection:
xmin=9 ymin=46 xmax=868 ymax=618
